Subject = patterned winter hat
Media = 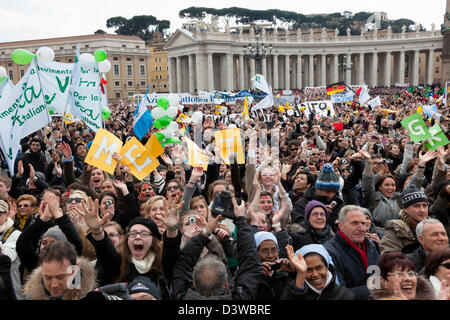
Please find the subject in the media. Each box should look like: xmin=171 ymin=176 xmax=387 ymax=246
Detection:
xmin=315 ymin=163 xmax=340 ymax=192
xmin=401 ymin=185 xmax=428 ymax=208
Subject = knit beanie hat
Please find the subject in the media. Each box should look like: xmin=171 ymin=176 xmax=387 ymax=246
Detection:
xmin=127 ymin=217 xmax=161 ymax=240
xmin=315 ymin=163 xmax=340 ymax=192
xmin=42 ymin=226 xmax=67 ymax=242
xmin=254 ymin=231 xmax=278 ymax=248
xmin=401 ymin=185 xmax=428 ymax=208
xmin=304 ymin=200 xmax=329 ymax=222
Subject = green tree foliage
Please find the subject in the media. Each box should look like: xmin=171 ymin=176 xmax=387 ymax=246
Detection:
xmin=94 ymin=29 xmax=106 ymax=34
xmin=106 ymin=15 xmax=171 ymax=41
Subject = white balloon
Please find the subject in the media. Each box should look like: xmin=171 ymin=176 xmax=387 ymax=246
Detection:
xmin=0 ymin=66 xmax=6 ymax=78
xmin=162 ymin=128 xmax=174 ymax=139
xmin=151 ymin=107 xmax=165 ymax=120
xmin=98 ymin=59 xmax=111 ymax=73
xmin=287 ymin=109 xmax=294 ymax=116
xmin=228 ymin=124 xmax=237 ymax=129
xmin=36 ymin=47 xmax=55 ymax=62
xmin=191 ymin=111 xmax=203 ymax=122
xmin=166 ymin=106 xmax=178 ymax=118
xmin=79 ymin=53 xmax=95 ymax=63
xmin=168 ymin=121 xmax=179 ymax=131
xmin=167 ymin=94 xmax=180 ymax=106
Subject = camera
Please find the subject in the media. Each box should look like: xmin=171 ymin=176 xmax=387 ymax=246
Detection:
xmin=187 ymin=216 xmax=196 ymax=225
xmin=105 ymin=199 xmax=113 ymax=209
xmin=211 ymin=191 xmax=235 ymax=220
xmin=270 ymin=262 xmax=282 ymax=271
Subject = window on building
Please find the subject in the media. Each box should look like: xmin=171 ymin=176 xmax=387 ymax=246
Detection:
xmin=139 ymin=58 xmax=144 ymax=62
xmin=115 ymin=81 xmax=120 ymax=87
xmin=20 ymin=70 xmax=25 ymax=78
xmin=159 ymin=66 xmax=162 ymax=71
xmin=128 ymin=81 xmax=133 ymax=87
xmin=68 ymin=59 xmax=73 ymax=62
xmin=114 ymin=64 xmax=120 ymax=76
xmin=159 ymin=57 xmax=161 ymax=62
xmin=9 ymin=70 xmax=13 ymax=80
xmin=122 ymin=45 xmax=126 ymax=48
xmin=164 ymin=84 xmax=167 ymax=88
xmin=116 ymin=92 xmax=121 ymax=98
xmin=72 ymin=46 xmax=76 ymax=49
xmin=140 ymin=81 xmax=146 ymax=86
xmin=127 ymin=65 xmax=133 ymax=76
xmin=8 ymin=63 xmax=12 ymax=67
xmin=166 ymin=66 xmax=168 ymax=70
xmin=60 ymin=47 xmax=64 ymax=50
xmin=153 ymin=85 xmax=156 ymax=88
xmin=436 ymin=56 xmax=440 ymax=62
xmin=436 ymin=67 xmax=440 ymax=73
xmin=128 ymin=92 xmax=134 ymax=96
xmin=140 ymin=65 xmax=145 ymax=76
xmin=136 ymin=45 xmax=140 ymax=49
xmin=85 ymin=45 xmax=89 ymax=48
xmin=155 ymin=58 xmax=157 ymax=62
xmin=155 ymin=75 xmax=158 ymax=80
xmin=155 ymin=67 xmax=158 ymax=71
xmin=1 ymin=51 xmax=5 ymax=54
xmin=126 ymin=57 xmax=131 ymax=61
xmin=113 ymin=57 xmax=118 ymax=61
xmin=159 ymin=75 xmax=162 ymax=80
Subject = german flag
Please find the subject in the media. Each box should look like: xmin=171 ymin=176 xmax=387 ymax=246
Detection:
xmin=326 ymin=82 xmax=346 ymax=95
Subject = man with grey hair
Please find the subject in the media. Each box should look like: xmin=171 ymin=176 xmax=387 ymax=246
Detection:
xmin=406 ymin=219 xmax=449 ymax=273
xmin=324 ymin=205 xmax=379 ymax=300
xmin=172 ymin=198 xmax=261 ymax=300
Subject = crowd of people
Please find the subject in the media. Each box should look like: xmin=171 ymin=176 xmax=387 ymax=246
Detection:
xmin=0 ymin=84 xmax=449 ymax=301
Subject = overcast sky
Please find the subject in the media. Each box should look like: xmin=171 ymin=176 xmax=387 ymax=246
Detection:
xmin=0 ymin=0 xmax=446 ymax=42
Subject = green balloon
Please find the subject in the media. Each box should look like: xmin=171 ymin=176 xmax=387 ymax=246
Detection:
xmin=11 ymin=49 xmax=34 ymax=65
xmin=156 ymin=97 xmax=169 ymax=110
xmin=154 ymin=132 xmax=165 ymax=142
xmin=161 ymin=138 xmax=181 ymax=147
xmin=0 ymin=77 xmax=5 ymax=84
xmin=94 ymin=49 xmax=107 ymax=62
xmin=101 ymin=107 xmax=111 ymax=120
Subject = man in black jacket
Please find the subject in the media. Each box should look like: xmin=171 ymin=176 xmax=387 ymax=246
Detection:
xmin=324 ymin=205 xmax=380 ymax=300
xmin=172 ymin=198 xmax=261 ymax=300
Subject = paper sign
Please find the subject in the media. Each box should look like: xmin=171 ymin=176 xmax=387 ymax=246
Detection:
xmin=401 ymin=113 xmax=432 ymax=143
xmin=120 ymin=137 xmax=159 ymax=180
xmin=185 ymin=137 xmax=208 ymax=170
xmin=425 ymin=124 xmax=450 ymax=150
xmin=85 ymin=129 xmax=123 ymax=174
xmin=177 ymin=113 xmax=187 ymax=123
xmin=64 ymin=113 xmax=74 ymax=124
xmin=214 ymin=128 xmax=245 ymax=164
xmin=144 ymin=134 xmax=165 ymax=158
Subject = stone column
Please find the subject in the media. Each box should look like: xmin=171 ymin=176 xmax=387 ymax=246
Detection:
xmin=239 ymin=54 xmax=245 ymax=90
xmin=273 ymin=54 xmax=279 ymax=89
xmin=297 ymin=54 xmax=302 ymax=89
xmin=250 ymin=58 xmax=256 ymax=89
xmin=225 ymin=53 xmax=233 ymax=92
xmin=359 ymin=53 xmax=365 ymax=84
xmin=346 ymin=54 xmax=352 ymax=85
xmin=262 ymin=56 xmax=267 ymax=80
xmin=188 ymin=54 xmax=195 ymax=94
xmin=168 ymin=57 xmax=176 ymax=93
xmin=207 ymin=53 xmax=214 ymax=91
xmin=196 ymin=53 xmax=205 ymax=91
xmin=176 ymin=56 xmax=182 ymax=93
xmin=371 ymin=52 xmax=378 ymax=87
xmin=285 ymin=55 xmax=290 ymax=90
xmin=385 ymin=52 xmax=392 ymax=87
xmin=427 ymin=49 xmax=435 ymax=85
xmin=309 ymin=55 xmax=314 ymax=87
xmin=333 ymin=54 xmax=339 ymax=83
xmin=321 ymin=54 xmax=327 ymax=86
xmin=399 ymin=51 xmax=405 ymax=84
xmin=413 ymin=50 xmax=420 ymax=86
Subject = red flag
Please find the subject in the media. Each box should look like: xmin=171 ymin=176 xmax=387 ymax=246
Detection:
xmin=333 ymin=122 xmax=343 ymax=131
xmin=356 ymin=87 xmax=362 ymax=95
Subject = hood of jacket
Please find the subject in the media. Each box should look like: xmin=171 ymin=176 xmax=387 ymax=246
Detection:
xmin=23 ymin=257 xmax=96 ymax=300
xmin=370 ymin=275 xmax=435 ymax=300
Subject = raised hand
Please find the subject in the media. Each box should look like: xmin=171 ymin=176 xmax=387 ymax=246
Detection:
xmin=286 ymin=244 xmax=307 ymax=275
xmin=60 ymin=141 xmax=72 ymax=160
xmin=7 ymin=200 xmax=17 ymax=220
xmin=418 ymin=150 xmax=437 ymax=167
xmin=113 ymin=180 xmax=128 ymax=195
xmin=29 ymin=164 xmax=36 ymax=182
xmin=17 ymin=160 xmax=24 ymax=178
xmin=437 ymin=277 xmax=450 ymax=300
xmin=55 ymin=162 xmax=63 ymax=177
xmin=74 ymin=197 xmax=109 ymax=232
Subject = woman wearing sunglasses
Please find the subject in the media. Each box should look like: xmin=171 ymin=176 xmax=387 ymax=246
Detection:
xmin=424 ymin=247 xmax=450 ymax=299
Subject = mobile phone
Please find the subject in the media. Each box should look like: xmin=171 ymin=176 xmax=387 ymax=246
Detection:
xmin=329 ymin=201 xmax=337 ymax=209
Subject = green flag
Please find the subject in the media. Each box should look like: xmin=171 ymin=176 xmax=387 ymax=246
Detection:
xmin=401 ymin=113 xmax=432 ymax=142
xmin=424 ymin=124 xmax=450 ymax=150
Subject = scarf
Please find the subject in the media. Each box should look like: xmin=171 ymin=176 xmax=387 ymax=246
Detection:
xmin=338 ymin=230 xmax=368 ymax=270
xmin=400 ymin=210 xmax=419 ymax=237
xmin=132 ymin=253 xmax=155 ymax=274
xmin=0 ymin=218 xmax=14 ymax=234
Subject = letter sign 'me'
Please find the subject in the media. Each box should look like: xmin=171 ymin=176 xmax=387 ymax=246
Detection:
xmin=120 ymin=137 xmax=159 ymax=180
xmin=401 ymin=113 xmax=432 ymax=142
xmin=85 ymin=129 xmax=123 ymax=174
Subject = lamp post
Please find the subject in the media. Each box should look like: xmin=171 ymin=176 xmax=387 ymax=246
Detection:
xmin=338 ymin=55 xmax=353 ymax=83
xmin=242 ymin=33 xmax=276 ymax=74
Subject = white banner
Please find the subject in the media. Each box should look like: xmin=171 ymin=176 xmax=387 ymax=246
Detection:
xmin=68 ymin=56 xmax=105 ymax=132
xmin=252 ymin=74 xmax=272 ymax=95
xmin=37 ymin=61 xmax=73 ymax=115
xmin=299 ymin=100 xmax=335 ymax=119
xmin=0 ymin=60 xmax=51 ymax=174
xmin=367 ymin=96 xmax=382 ymax=110
xmin=359 ymin=85 xmax=370 ymax=105
xmin=331 ymin=91 xmax=354 ymax=103
xmin=250 ymin=94 xmax=274 ymax=111
xmin=144 ymin=93 xmax=215 ymax=105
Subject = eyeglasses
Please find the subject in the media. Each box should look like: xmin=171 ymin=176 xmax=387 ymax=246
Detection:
xmin=259 ymin=247 xmax=278 ymax=256
xmin=128 ymin=231 xmax=152 ymax=238
xmin=66 ymin=198 xmax=84 ymax=204
xmin=440 ymin=262 xmax=450 ymax=270
xmin=311 ymin=153 xmax=320 ymax=156
xmin=107 ymin=233 xmax=121 ymax=238
xmin=387 ymin=271 xmax=417 ymax=278
xmin=166 ymin=186 xmax=180 ymax=191
xmin=261 ymin=174 xmax=274 ymax=177
xmin=18 ymin=204 xmax=30 ymax=208
xmin=310 ymin=212 xmax=327 ymax=218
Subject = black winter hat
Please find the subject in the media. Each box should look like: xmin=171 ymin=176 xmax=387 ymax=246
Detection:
xmin=127 ymin=276 xmax=161 ymax=300
xmin=401 ymin=185 xmax=428 ymax=209
xmin=127 ymin=217 xmax=161 ymax=240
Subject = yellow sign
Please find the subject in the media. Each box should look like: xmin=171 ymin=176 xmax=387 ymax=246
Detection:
xmin=64 ymin=113 xmax=74 ymax=124
xmin=214 ymin=128 xmax=245 ymax=164
xmin=85 ymin=129 xmax=123 ymax=174
xmin=177 ymin=113 xmax=187 ymax=123
xmin=144 ymin=134 xmax=164 ymax=159
xmin=185 ymin=137 xmax=208 ymax=170
xmin=120 ymin=137 xmax=159 ymax=180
